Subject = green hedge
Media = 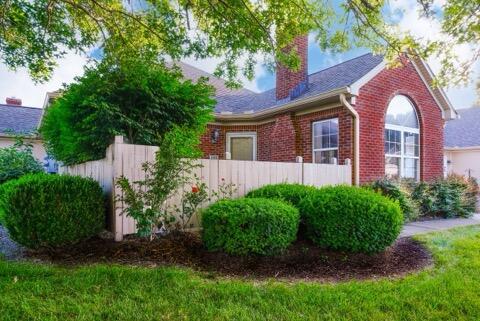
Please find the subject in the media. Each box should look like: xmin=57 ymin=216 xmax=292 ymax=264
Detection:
xmin=201 ymin=198 xmax=299 ymax=256
xmin=245 ymin=183 xmax=317 ymax=208
xmin=2 ymin=174 xmax=105 ymax=248
xmin=299 ymin=185 xmax=403 ymax=253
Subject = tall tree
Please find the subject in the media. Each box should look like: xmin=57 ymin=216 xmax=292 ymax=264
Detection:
xmin=0 ymin=0 xmax=478 ymax=87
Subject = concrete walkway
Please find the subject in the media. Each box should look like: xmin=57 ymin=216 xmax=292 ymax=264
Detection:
xmin=400 ymin=214 xmax=480 ymax=237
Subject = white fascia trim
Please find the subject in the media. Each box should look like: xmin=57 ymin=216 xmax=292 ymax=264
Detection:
xmin=349 ymin=61 xmax=386 ymax=95
xmin=445 ymin=146 xmax=480 ymax=151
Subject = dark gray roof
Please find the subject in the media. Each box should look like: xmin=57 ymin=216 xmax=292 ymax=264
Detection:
xmin=445 ymin=108 xmax=480 ymax=148
xmin=0 ymin=104 xmax=43 ymax=135
xmin=177 ymin=53 xmax=384 ymax=114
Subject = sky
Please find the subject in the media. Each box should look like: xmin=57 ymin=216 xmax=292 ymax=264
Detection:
xmin=0 ymin=0 xmax=478 ymax=109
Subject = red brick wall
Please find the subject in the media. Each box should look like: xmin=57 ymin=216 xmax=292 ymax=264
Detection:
xmin=294 ymin=107 xmax=353 ymax=165
xmin=276 ymin=35 xmax=308 ymax=100
xmin=200 ymin=108 xmax=354 ymax=166
xmin=354 ymin=60 xmax=444 ymax=184
xmin=200 ymin=122 xmax=275 ymax=161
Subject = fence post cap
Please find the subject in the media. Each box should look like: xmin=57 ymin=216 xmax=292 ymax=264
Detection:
xmin=344 ymin=158 xmax=351 ymax=165
xmin=296 ymin=156 xmax=303 ymax=163
xmin=225 ymin=152 xmax=231 ymax=160
xmin=114 ymin=136 xmax=124 ymax=144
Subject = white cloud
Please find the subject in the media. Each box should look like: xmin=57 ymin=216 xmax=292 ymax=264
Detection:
xmin=388 ymin=0 xmax=478 ymax=108
xmin=0 ymin=52 xmax=88 ymax=108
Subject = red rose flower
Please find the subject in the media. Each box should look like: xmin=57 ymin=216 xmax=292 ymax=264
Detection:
xmin=191 ymin=185 xmax=199 ymax=193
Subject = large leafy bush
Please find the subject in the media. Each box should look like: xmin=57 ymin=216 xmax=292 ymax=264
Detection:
xmin=202 ymin=198 xmax=299 ymax=256
xmin=2 ymin=174 xmax=105 ymax=248
xmin=40 ymin=57 xmax=215 ymax=165
xmin=367 ymin=178 xmax=420 ymax=222
xmin=0 ymin=139 xmax=43 ymax=184
xmin=412 ymin=175 xmax=478 ymax=218
xmin=299 ymin=186 xmax=403 ymax=253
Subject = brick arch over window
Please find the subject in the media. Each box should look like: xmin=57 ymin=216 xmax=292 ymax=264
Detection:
xmin=354 ymin=59 xmax=444 ymax=184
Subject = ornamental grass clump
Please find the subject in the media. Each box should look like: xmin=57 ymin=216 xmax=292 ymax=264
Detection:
xmin=299 ymin=185 xmax=403 ymax=254
xmin=201 ymin=198 xmax=299 ymax=256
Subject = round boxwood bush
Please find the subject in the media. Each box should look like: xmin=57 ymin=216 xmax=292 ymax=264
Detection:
xmin=3 ymin=173 xmax=105 ymax=248
xmin=201 ymin=198 xmax=299 ymax=256
xmin=245 ymin=183 xmax=317 ymax=208
xmin=299 ymin=185 xmax=403 ymax=253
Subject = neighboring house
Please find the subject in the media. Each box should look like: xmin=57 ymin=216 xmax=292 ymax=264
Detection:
xmin=444 ymin=107 xmax=480 ymax=181
xmin=0 ymin=97 xmax=47 ymax=161
xmin=176 ymin=35 xmax=457 ymax=184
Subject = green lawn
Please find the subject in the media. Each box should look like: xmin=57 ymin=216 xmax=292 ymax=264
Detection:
xmin=1 ymin=226 xmax=480 ymax=321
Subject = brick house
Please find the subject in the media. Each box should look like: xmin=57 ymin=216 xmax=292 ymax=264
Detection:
xmin=176 ymin=35 xmax=457 ymax=185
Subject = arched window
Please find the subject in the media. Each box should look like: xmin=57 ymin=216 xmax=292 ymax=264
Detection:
xmin=385 ymin=95 xmax=420 ymax=180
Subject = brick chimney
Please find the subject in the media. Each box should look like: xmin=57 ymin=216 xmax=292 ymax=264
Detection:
xmin=275 ymin=35 xmax=308 ymax=101
xmin=6 ymin=97 xmax=22 ymax=106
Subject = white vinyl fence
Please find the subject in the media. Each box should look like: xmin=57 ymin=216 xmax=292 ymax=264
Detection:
xmin=59 ymin=136 xmax=352 ymax=241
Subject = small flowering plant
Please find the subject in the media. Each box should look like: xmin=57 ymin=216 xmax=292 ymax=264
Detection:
xmin=175 ymin=176 xmax=209 ymax=230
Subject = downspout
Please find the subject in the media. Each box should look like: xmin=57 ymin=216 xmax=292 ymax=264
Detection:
xmin=340 ymin=94 xmax=360 ymax=186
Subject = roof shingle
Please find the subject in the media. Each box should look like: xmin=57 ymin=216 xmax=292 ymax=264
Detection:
xmin=444 ymin=108 xmax=480 ymax=148
xmin=175 ymin=53 xmax=384 ymax=114
xmin=0 ymin=104 xmax=43 ymax=135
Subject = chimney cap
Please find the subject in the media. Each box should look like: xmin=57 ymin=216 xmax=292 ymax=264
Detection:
xmin=6 ymin=97 xmax=22 ymax=106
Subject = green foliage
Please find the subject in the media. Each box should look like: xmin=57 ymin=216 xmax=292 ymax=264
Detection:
xmin=299 ymin=186 xmax=403 ymax=253
xmin=1 ymin=1 xmax=478 ymax=89
xmin=2 ymin=173 xmax=105 ymax=248
xmin=0 ymin=138 xmax=43 ymax=184
xmin=367 ymin=178 xmax=420 ymax=222
xmin=116 ymin=128 xmax=203 ymax=239
xmin=40 ymin=57 xmax=214 ymax=165
xmin=245 ymin=183 xmax=317 ymax=208
xmin=412 ymin=175 xmax=478 ymax=218
xmin=202 ymin=198 xmax=299 ymax=256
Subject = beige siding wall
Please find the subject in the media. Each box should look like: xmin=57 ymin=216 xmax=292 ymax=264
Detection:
xmin=445 ymin=148 xmax=480 ymax=181
xmin=0 ymin=137 xmax=47 ymax=161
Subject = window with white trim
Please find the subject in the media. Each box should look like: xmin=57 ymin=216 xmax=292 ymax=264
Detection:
xmin=226 ymin=132 xmax=257 ymax=161
xmin=312 ymin=118 xmax=339 ymax=164
xmin=385 ymin=95 xmax=420 ymax=180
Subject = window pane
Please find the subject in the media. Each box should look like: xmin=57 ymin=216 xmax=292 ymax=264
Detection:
xmin=329 ymin=134 xmax=338 ymax=148
xmin=230 ymin=137 xmax=254 ymax=161
xmin=385 ymin=95 xmax=419 ymax=128
xmin=404 ymin=132 xmax=419 ymax=157
xmin=312 ymin=119 xmax=339 ymax=151
xmin=404 ymin=158 xmax=419 ymax=180
xmin=385 ymin=129 xmax=401 ymax=155
xmin=385 ymin=157 xmax=400 ymax=178
xmin=315 ymin=150 xmax=338 ymax=164
xmin=330 ymin=119 xmax=339 ymax=134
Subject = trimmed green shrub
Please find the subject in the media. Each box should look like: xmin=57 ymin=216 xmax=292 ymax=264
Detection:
xmin=367 ymin=178 xmax=420 ymax=222
xmin=245 ymin=183 xmax=317 ymax=208
xmin=2 ymin=174 xmax=105 ymax=248
xmin=202 ymin=198 xmax=299 ymax=256
xmin=299 ymin=186 xmax=403 ymax=253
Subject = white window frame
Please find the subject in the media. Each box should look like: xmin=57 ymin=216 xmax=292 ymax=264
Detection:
xmin=312 ymin=118 xmax=339 ymax=164
xmin=226 ymin=132 xmax=257 ymax=161
xmin=385 ymin=119 xmax=420 ymax=180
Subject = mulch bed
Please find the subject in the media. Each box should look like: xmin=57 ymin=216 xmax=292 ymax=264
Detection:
xmin=23 ymin=232 xmax=433 ymax=282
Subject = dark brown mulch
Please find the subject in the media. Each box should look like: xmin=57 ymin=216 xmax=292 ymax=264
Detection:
xmin=23 ymin=232 xmax=432 ymax=282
